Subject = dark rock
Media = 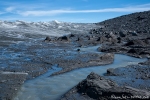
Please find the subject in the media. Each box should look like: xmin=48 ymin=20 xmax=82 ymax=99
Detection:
xmin=44 ymin=36 xmax=51 ymax=41
xmin=127 ymin=49 xmax=137 ymax=54
xmin=137 ymin=16 xmax=145 ymax=21
xmin=77 ymin=72 xmax=150 ymax=100
xmin=139 ymin=51 xmax=150 ymax=55
xmin=119 ymin=31 xmax=126 ymax=37
xmin=76 ymin=37 xmax=80 ymax=41
xmin=117 ymin=37 xmax=121 ymax=43
xmin=58 ymin=36 xmax=69 ymax=41
xmin=69 ymin=34 xmax=75 ymax=37
xmin=107 ymin=68 xmax=116 ymax=76
xmin=61 ymin=36 xmax=69 ymax=41
xmin=105 ymin=34 xmax=111 ymax=38
xmin=96 ymin=37 xmax=100 ymax=41
xmin=125 ymin=40 xmax=146 ymax=46
xmin=125 ymin=41 xmax=135 ymax=46
xmin=77 ymin=49 xmax=80 ymax=52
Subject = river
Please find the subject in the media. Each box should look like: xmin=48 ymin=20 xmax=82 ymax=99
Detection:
xmin=14 ymin=46 xmax=147 ymax=100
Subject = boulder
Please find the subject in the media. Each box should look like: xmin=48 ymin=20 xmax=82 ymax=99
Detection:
xmin=77 ymin=72 xmax=150 ymax=100
xmin=96 ymin=37 xmax=101 ymax=41
xmin=137 ymin=16 xmax=145 ymax=21
xmin=69 ymin=34 xmax=75 ymax=37
xmin=119 ymin=31 xmax=126 ymax=37
xmin=58 ymin=36 xmax=69 ymax=41
xmin=77 ymin=49 xmax=80 ymax=52
xmin=127 ymin=49 xmax=137 ymax=54
xmin=125 ymin=41 xmax=135 ymax=46
xmin=125 ymin=40 xmax=146 ymax=46
xmin=117 ymin=37 xmax=121 ymax=43
xmin=44 ymin=36 xmax=51 ymax=41
xmin=107 ymin=68 xmax=116 ymax=76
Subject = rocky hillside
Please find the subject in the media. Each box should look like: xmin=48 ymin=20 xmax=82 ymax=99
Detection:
xmin=97 ymin=10 xmax=150 ymax=34
xmin=88 ymin=11 xmax=150 ymax=58
xmin=89 ymin=11 xmax=150 ymax=45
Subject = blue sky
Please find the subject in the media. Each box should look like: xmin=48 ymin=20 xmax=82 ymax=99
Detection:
xmin=0 ymin=0 xmax=150 ymax=23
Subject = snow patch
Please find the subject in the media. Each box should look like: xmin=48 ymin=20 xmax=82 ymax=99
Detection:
xmin=0 ymin=71 xmax=28 ymax=75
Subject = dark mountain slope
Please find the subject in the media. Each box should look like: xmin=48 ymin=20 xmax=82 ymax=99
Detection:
xmin=89 ymin=11 xmax=150 ymax=58
xmin=97 ymin=10 xmax=150 ymax=34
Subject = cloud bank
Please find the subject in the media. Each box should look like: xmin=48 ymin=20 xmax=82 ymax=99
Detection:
xmin=16 ymin=3 xmax=150 ymax=16
xmin=0 ymin=3 xmax=150 ymax=22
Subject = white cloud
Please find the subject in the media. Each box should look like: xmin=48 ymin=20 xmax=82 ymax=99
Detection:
xmin=18 ymin=5 xmax=150 ymax=16
xmin=18 ymin=10 xmax=66 ymax=16
xmin=5 ymin=7 xmax=15 ymax=12
xmin=3 ymin=3 xmax=150 ymax=17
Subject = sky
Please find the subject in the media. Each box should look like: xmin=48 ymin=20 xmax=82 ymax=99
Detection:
xmin=0 ymin=0 xmax=150 ymax=23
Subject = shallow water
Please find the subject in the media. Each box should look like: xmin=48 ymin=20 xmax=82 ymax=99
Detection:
xmin=14 ymin=46 xmax=147 ymax=100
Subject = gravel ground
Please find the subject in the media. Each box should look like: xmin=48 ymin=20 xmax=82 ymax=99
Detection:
xmin=60 ymin=10 xmax=150 ymax=100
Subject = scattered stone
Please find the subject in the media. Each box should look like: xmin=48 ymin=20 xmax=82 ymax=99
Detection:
xmin=77 ymin=49 xmax=80 ymax=52
xmin=44 ymin=36 xmax=51 ymax=41
xmin=58 ymin=36 xmax=69 ymax=41
xmin=127 ymin=49 xmax=137 ymax=54
xmin=96 ymin=37 xmax=100 ymax=41
xmin=119 ymin=31 xmax=126 ymax=37
xmin=117 ymin=37 xmax=121 ymax=43
xmin=69 ymin=34 xmax=75 ymax=37
xmin=106 ymin=68 xmax=116 ymax=76
xmin=137 ymin=16 xmax=145 ymax=21
xmin=125 ymin=41 xmax=135 ymax=46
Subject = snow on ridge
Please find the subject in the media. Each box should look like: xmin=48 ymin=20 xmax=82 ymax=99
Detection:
xmin=0 ymin=20 xmax=83 ymax=27
xmin=0 ymin=20 xmax=70 ymax=29
xmin=0 ymin=20 xmax=98 ymax=37
xmin=52 ymin=20 xmax=62 ymax=24
xmin=0 ymin=71 xmax=28 ymax=75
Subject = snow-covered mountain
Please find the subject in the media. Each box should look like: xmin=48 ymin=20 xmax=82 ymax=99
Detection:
xmin=0 ymin=20 xmax=100 ymax=47
xmin=0 ymin=20 xmax=99 ymax=37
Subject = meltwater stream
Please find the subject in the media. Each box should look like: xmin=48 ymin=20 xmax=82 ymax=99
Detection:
xmin=14 ymin=46 xmax=147 ymax=100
